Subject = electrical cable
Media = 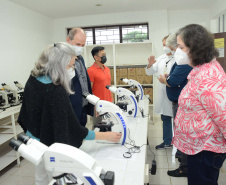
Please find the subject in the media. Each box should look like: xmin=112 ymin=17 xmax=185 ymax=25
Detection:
xmin=123 ymin=128 xmax=157 ymax=174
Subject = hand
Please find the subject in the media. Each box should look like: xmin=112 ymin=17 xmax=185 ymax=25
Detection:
xmin=103 ymin=132 xmax=122 ymax=142
xmin=157 ymin=75 xmax=166 ymax=84
xmin=94 ymin=106 xmax=99 ymax=117
xmin=95 ymin=111 xmax=99 ymax=117
xmin=147 ymin=56 xmax=156 ymax=68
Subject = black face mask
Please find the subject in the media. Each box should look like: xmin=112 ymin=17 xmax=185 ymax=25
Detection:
xmin=100 ymin=56 xmax=107 ymax=64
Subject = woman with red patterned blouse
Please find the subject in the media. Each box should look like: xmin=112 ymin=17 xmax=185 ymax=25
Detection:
xmin=173 ymin=24 xmax=226 ymax=185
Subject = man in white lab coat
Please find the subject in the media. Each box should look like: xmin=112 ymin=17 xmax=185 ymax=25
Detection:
xmin=145 ymin=34 xmax=176 ymax=149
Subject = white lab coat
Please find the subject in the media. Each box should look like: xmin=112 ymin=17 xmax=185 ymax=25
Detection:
xmin=145 ymin=54 xmax=175 ymax=117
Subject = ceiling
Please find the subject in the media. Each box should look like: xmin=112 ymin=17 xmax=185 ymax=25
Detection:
xmin=9 ymin=0 xmax=216 ymax=19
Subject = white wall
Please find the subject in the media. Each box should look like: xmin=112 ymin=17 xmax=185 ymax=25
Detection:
xmin=53 ymin=10 xmax=169 ymax=57
xmin=53 ymin=9 xmax=210 ymax=58
xmin=0 ymin=0 xmax=53 ymax=88
xmin=209 ymin=0 xmax=226 ymax=33
xmin=168 ymin=9 xmax=210 ymax=33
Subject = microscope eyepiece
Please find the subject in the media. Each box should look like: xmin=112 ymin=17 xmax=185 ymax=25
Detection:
xmin=18 ymin=133 xmax=30 ymax=144
xmin=9 ymin=138 xmax=23 ymax=151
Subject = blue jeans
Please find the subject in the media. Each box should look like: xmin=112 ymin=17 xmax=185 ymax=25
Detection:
xmin=161 ymin=114 xmax=172 ymax=145
xmin=187 ymin=150 xmax=226 ymax=185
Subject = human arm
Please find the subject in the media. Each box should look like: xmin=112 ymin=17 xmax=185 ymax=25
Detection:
xmin=95 ymin=132 xmax=122 ymax=143
xmin=166 ymin=65 xmax=192 ymax=87
xmin=84 ymin=130 xmax=122 ymax=142
xmin=145 ymin=55 xmax=159 ymax=75
xmin=51 ymin=87 xmax=89 ymax=147
xmin=158 ymin=75 xmax=170 ymax=87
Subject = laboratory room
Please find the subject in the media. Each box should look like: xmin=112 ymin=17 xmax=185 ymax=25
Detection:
xmin=0 ymin=0 xmax=226 ymax=185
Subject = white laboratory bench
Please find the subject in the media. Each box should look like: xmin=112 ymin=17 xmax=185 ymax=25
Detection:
xmin=49 ymin=98 xmax=150 ymax=185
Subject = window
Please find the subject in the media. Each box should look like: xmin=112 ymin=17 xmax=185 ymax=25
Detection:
xmin=67 ymin=23 xmax=148 ymax=45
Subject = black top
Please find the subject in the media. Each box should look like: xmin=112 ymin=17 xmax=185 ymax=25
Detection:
xmin=166 ymin=63 xmax=193 ymax=102
xmin=69 ymin=56 xmax=94 ymax=126
xmin=18 ymin=75 xmax=88 ymax=147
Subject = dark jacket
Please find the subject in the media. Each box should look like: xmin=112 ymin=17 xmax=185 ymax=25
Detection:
xmin=166 ymin=63 xmax=193 ymax=102
xmin=69 ymin=56 xmax=94 ymax=126
xmin=18 ymin=75 xmax=88 ymax=147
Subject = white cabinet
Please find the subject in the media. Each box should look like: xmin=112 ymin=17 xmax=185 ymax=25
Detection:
xmin=83 ymin=42 xmax=154 ymax=122
xmin=0 ymin=105 xmax=23 ymax=171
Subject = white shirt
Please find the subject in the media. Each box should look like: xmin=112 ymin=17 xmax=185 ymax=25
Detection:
xmin=145 ymin=54 xmax=175 ymax=117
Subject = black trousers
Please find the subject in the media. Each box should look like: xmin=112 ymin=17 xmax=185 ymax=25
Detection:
xmin=187 ymin=151 xmax=226 ymax=185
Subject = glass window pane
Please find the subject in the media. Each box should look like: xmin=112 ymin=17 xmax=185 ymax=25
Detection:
xmin=81 ymin=23 xmax=148 ymax=44
xmin=122 ymin=24 xmax=148 ymax=43
xmin=95 ymin=26 xmax=120 ymax=44
xmin=84 ymin=28 xmax=93 ymax=45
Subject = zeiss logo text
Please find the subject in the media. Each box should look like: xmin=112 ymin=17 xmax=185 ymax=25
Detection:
xmin=50 ymin=157 xmax=55 ymax=162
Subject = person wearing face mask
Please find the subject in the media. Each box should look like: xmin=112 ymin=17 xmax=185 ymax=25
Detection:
xmin=66 ymin=27 xmax=94 ymax=127
xmin=172 ymin=24 xmax=226 ymax=185
xmin=88 ymin=46 xmax=113 ymax=125
xmin=17 ymin=42 xmax=122 ymax=185
xmin=158 ymin=33 xmax=193 ymax=177
xmin=145 ymin=35 xmax=175 ymax=150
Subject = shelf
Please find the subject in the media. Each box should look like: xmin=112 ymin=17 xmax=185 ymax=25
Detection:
xmin=0 ymin=105 xmax=21 ymax=119
xmin=115 ymin=42 xmax=152 ymax=46
xmin=0 ymin=125 xmax=23 ymax=145
xmin=115 ymin=64 xmax=147 ymax=69
xmin=0 ymin=147 xmax=18 ymax=171
xmin=116 ymin=84 xmax=153 ymax=87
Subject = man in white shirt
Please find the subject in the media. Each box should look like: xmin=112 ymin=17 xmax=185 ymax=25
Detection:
xmin=145 ymin=35 xmax=176 ymax=149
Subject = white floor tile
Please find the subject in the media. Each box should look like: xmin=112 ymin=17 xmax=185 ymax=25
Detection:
xmin=147 ymin=155 xmax=168 ymax=169
xmin=149 ymin=169 xmax=171 ymax=185
xmin=170 ymin=176 xmax=187 ymax=185
xmin=0 ymin=175 xmax=35 ymax=185
xmin=0 ymin=173 xmax=10 ymax=184
xmin=149 ymin=130 xmax=163 ymax=138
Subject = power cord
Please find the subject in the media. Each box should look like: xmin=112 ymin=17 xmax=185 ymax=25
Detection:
xmin=123 ymin=128 xmax=157 ymax=175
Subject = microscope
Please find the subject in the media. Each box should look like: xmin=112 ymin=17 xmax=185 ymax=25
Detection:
xmin=14 ymin=81 xmax=24 ymax=102
xmin=1 ymin=83 xmax=20 ymax=106
xmin=9 ymin=134 xmax=115 ymax=185
xmin=84 ymin=93 xmax=128 ymax=145
xmin=120 ymin=78 xmax=144 ymax=101
xmin=0 ymin=90 xmax=11 ymax=110
xmin=106 ymin=85 xmax=138 ymax=118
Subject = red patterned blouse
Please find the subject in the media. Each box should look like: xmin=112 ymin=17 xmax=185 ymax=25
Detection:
xmin=173 ymin=60 xmax=226 ymax=155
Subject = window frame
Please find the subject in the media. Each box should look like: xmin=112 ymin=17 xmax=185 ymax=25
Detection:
xmin=66 ymin=23 xmax=149 ymax=45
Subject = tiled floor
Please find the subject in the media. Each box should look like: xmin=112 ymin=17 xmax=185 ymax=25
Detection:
xmin=0 ymin=119 xmax=225 ymax=185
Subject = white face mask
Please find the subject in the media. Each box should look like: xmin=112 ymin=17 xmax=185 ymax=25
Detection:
xmin=163 ymin=46 xmax=172 ymax=54
xmin=72 ymin=45 xmax=84 ymax=56
xmin=67 ymin=68 xmax=75 ymax=80
xmin=174 ymin=48 xmax=190 ymax=65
